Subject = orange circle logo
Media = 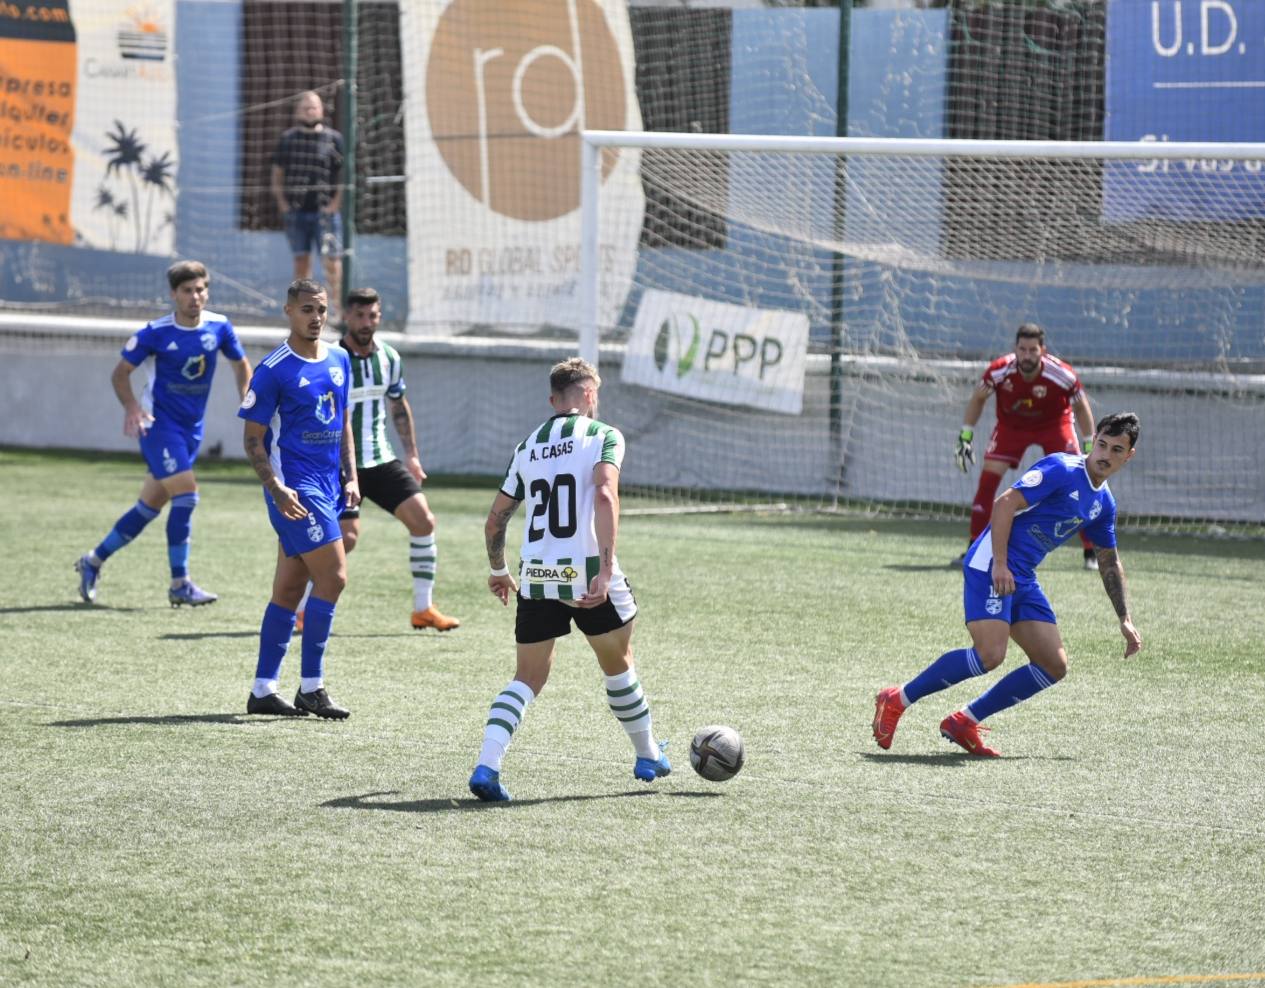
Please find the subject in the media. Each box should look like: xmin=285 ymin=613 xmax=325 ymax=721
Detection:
xmin=427 ymin=0 xmax=626 ymax=221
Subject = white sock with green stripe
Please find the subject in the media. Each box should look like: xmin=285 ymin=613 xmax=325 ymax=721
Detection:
xmin=410 ymin=534 xmax=435 ymax=611
xmin=477 ymin=680 xmax=535 ymax=771
xmin=605 ymin=668 xmax=658 ymax=759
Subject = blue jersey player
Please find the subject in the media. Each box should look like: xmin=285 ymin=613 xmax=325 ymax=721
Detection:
xmin=239 ymin=279 xmax=360 ymax=719
xmin=76 ymin=261 xmax=251 ymax=607
xmin=873 ymin=412 xmax=1142 ymax=757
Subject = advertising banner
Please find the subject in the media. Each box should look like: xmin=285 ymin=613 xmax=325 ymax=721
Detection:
xmin=400 ymin=0 xmax=644 ymax=334
xmin=623 ymin=289 xmax=810 ymax=415
xmin=0 ymin=0 xmax=177 ymax=252
xmin=1105 ymin=0 xmax=1265 ymax=222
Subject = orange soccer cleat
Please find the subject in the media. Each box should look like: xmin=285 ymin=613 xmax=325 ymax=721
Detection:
xmin=294 ymin=611 xmax=304 ymax=634
xmin=872 ymin=686 xmax=906 ymax=750
xmin=939 ymin=711 xmax=1000 ymax=757
xmin=411 ymin=606 xmax=460 ymax=632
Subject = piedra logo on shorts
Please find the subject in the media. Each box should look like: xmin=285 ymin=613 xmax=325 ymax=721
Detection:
xmin=525 ymin=564 xmax=579 ymax=583
xmin=427 ymin=0 xmax=627 ymax=221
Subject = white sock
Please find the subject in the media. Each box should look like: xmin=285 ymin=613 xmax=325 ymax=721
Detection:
xmin=300 ymin=676 xmax=324 ymax=693
xmin=477 ymin=680 xmax=535 ymax=772
xmin=898 ymin=686 xmax=911 ymax=708
xmin=410 ymin=535 xmax=435 ymax=611
xmin=605 ymin=668 xmax=658 ymax=759
xmin=252 ymin=678 xmax=279 ymax=699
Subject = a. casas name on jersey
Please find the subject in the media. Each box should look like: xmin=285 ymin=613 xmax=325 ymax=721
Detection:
xmin=529 ymin=440 xmax=574 ymax=462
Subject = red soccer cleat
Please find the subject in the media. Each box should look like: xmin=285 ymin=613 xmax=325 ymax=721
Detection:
xmin=872 ymin=686 xmax=906 ymax=750
xmin=939 ymin=711 xmax=1000 ymax=757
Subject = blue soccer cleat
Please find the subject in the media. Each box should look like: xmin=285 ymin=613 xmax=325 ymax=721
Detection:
xmin=168 ymin=580 xmax=219 ymax=608
xmin=75 ymin=555 xmax=100 ymax=604
xmin=469 ymin=764 xmax=511 ymax=802
xmin=634 ymin=741 xmax=671 ymax=783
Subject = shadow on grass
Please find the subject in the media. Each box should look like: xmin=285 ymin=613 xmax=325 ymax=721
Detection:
xmin=158 ymin=630 xmax=257 ymax=641
xmin=48 ymin=713 xmax=248 ymax=728
xmin=0 ymin=603 xmax=143 ymax=614
xmin=323 ymin=789 xmax=722 ymax=814
xmin=858 ymin=751 xmax=1075 ymax=764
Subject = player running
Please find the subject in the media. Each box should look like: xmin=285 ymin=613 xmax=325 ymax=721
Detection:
xmin=76 ymin=260 xmax=250 ymax=607
xmin=874 ymin=412 xmax=1143 ymax=757
xmin=239 ymin=279 xmax=359 ymax=719
xmin=955 ymin=323 xmax=1098 ymax=569
xmin=468 ymin=357 xmax=669 ymax=802
xmin=294 ymin=287 xmax=458 ymax=633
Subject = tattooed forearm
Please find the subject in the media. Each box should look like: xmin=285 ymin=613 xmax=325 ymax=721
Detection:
xmin=1096 ymin=548 xmax=1130 ymax=618
xmin=484 ymin=503 xmax=518 ymax=566
xmin=243 ymin=430 xmax=276 ymax=489
xmin=390 ymin=398 xmax=418 ymax=458
xmin=340 ymin=424 xmax=357 ymax=483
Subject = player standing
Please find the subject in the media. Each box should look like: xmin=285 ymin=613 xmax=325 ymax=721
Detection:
xmin=468 ymin=358 xmax=669 ymax=802
xmin=239 ymin=279 xmax=359 ymax=719
xmin=76 ymin=261 xmax=250 ymax=607
xmin=874 ymin=412 xmax=1143 ymax=756
xmin=294 ymin=287 xmax=459 ymax=633
xmin=955 ymin=323 xmax=1098 ymax=569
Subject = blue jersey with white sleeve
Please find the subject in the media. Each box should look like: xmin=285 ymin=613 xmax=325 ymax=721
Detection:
xmin=121 ymin=310 xmax=244 ymax=434
xmin=237 ymin=342 xmax=352 ymax=500
xmin=965 ymin=453 xmax=1117 ymax=582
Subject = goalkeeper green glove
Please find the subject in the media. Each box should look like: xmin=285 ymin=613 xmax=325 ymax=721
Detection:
xmin=955 ymin=427 xmax=975 ymax=473
xmin=1081 ymin=436 xmax=1093 ymax=454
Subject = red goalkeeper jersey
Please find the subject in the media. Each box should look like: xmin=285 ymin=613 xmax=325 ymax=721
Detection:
xmin=982 ymin=353 xmax=1082 ymax=433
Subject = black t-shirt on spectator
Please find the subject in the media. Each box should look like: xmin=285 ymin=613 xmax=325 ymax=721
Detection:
xmin=272 ymin=125 xmax=344 ymax=212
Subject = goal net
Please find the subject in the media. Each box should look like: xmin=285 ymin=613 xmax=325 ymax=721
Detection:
xmin=579 ymin=131 xmax=1265 ymax=535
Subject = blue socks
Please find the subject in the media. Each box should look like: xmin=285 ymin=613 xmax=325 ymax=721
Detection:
xmin=166 ymin=492 xmax=198 ymax=579
xmin=967 ymin=664 xmax=1057 ymax=723
xmin=94 ymin=500 xmax=160 ymax=561
xmin=300 ymin=596 xmax=337 ymax=684
xmin=254 ymin=602 xmax=297 ymax=685
xmin=903 ymin=647 xmax=986 ymax=705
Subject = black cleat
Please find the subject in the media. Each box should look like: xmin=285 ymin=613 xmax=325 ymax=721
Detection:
xmin=247 ymin=692 xmax=308 ymax=716
xmin=294 ymin=687 xmax=350 ymax=720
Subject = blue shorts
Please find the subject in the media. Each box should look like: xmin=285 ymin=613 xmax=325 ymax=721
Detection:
xmin=284 ymin=210 xmax=343 ymax=258
xmin=139 ymin=422 xmax=200 ymax=479
xmin=266 ymin=487 xmax=344 ymax=558
xmin=963 ymin=564 xmax=1057 ymax=626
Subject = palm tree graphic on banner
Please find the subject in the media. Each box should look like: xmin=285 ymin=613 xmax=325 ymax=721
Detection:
xmin=96 ymin=120 xmax=176 ymax=253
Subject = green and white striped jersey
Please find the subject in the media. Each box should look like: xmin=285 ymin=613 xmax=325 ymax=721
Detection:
xmin=341 ymin=339 xmax=407 ymax=469
xmin=500 ymin=412 xmax=626 ymax=601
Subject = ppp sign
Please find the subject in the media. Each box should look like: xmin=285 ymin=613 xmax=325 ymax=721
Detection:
xmin=622 ymin=289 xmax=810 ymax=415
xmin=1105 ymin=0 xmax=1265 ymax=221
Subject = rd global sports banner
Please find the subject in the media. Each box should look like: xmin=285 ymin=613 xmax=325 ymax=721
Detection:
xmin=0 ymin=0 xmax=177 ymax=253
xmin=400 ymin=0 xmax=644 ymax=334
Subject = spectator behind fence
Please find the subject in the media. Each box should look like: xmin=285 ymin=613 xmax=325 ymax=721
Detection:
xmin=271 ymin=91 xmax=345 ymax=323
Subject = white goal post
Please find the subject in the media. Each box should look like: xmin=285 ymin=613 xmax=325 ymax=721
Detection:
xmin=576 ymin=131 xmax=1265 ymax=533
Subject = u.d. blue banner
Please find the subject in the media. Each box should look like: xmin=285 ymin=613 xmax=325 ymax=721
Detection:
xmin=1105 ymin=0 xmax=1265 ymax=221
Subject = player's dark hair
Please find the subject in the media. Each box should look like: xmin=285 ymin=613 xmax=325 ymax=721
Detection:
xmin=167 ymin=260 xmax=208 ymax=291
xmin=1015 ymin=323 xmax=1045 ymax=346
xmin=346 ymin=287 xmax=380 ymax=308
xmin=1094 ymin=412 xmax=1140 ymax=448
xmin=287 ymin=278 xmax=326 ymax=303
xmin=550 ymin=357 xmax=600 ymax=395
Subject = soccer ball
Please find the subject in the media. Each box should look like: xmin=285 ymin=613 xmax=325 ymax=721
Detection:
xmin=689 ymin=725 xmax=744 ymax=782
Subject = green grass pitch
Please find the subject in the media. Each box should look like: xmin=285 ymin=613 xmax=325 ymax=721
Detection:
xmin=2 ymin=448 xmax=1263 ymax=988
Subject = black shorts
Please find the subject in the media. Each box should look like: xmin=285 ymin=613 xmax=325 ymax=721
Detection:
xmin=514 ymin=591 xmax=636 ymax=645
xmin=340 ymin=460 xmax=422 ymax=519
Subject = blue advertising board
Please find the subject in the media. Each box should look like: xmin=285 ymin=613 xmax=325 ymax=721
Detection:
xmin=1105 ymin=0 xmax=1265 ymax=221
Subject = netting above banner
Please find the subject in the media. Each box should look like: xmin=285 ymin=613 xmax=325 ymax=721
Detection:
xmin=577 ymin=132 xmax=1265 ymax=532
